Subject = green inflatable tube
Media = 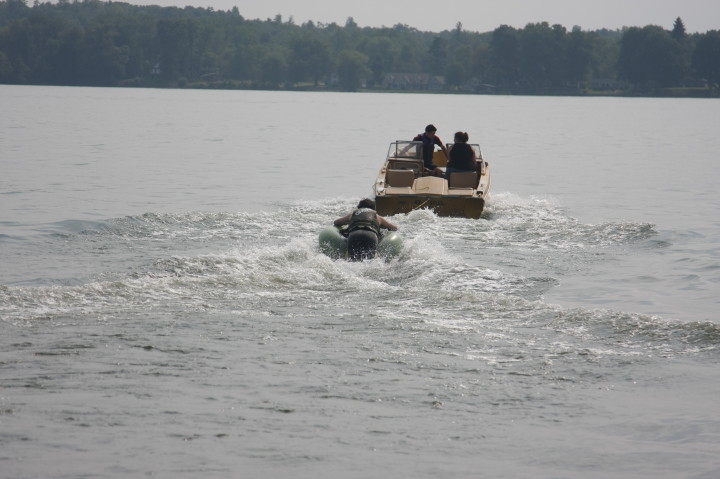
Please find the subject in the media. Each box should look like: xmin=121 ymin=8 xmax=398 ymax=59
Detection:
xmin=377 ymin=230 xmax=403 ymax=259
xmin=318 ymin=226 xmax=403 ymax=260
xmin=318 ymin=226 xmax=348 ymax=259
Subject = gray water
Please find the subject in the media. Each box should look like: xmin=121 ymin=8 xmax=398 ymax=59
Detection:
xmin=1 ymin=85 xmax=719 ymax=478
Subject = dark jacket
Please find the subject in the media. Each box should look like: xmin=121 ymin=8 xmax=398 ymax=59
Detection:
xmin=413 ymin=133 xmax=444 ymax=169
xmin=447 ymin=143 xmax=476 ymax=171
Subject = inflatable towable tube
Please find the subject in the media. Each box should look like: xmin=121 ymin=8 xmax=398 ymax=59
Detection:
xmin=318 ymin=226 xmax=403 ymax=260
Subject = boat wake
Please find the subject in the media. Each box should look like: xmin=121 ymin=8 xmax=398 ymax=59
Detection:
xmin=2 ymin=195 xmax=717 ymax=360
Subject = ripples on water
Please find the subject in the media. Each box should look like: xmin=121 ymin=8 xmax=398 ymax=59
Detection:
xmin=2 ymin=195 xmax=719 ymax=478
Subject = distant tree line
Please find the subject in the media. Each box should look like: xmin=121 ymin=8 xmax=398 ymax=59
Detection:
xmin=1 ymin=0 xmax=719 ymax=96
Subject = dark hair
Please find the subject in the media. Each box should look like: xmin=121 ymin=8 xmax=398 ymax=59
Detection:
xmin=425 ymin=124 xmax=437 ymax=133
xmin=357 ymin=198 xmax=376 ymax=210
xmin=454 ymin=131 xmax=469 ymax=142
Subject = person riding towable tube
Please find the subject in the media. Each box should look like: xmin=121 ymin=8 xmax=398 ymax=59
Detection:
xmin=334 ymin=198 xmax=398 ymax=261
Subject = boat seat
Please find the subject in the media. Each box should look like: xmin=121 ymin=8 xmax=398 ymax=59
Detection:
xmin=448 ymin=171 xmax=478 ymax=189
xmin=386 ymin=169 xmax=415 ymax=187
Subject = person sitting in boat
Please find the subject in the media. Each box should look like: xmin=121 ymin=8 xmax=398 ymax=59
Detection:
xmin=334 ymin=198 xmax=398 ymax=261
xmin=446 ymin=131 xmax=478 ymax=181
xmin=413 ymin=124 xmax=447 ymax=177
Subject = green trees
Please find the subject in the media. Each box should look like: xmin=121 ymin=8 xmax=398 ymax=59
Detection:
xmin=0 ymin=2 xmax=716 ymax=96
xmin=287 ymin=32 xmax=331 ymax=86
xmin=156 ymin=19 xmax=198 ymax=82
xmin=671 ymin=17 xmax=687 ymax=41
xmin=2 ymin=11 xmax=83 ymax=84
xmin=364 ymin=36 xmax=400 ymax=86
xmin=488 ymin=25 xmax=520 ymax=88
xmin=693 ymin=30 xmax=720 ymax=95
xmin=488 ymin=23 xmax=593 ymax=92
xmin=566 ymin=26 xmax=593 ymax=87
xmin=82 ymin=26 xmax=129 ymax=85
xmin=255 ymin=45 xmax=286 ymax=88
xmin=335 ymin=49 xmax=369 ymax=90
xmin=519 ymin=23 xmax=569 ymax=90
xmin=618 ymin=25 xmax=685 ymax=90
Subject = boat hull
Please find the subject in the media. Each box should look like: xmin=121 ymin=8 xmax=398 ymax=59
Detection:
xmin=376 ymin=195 xmax=485 ymax=219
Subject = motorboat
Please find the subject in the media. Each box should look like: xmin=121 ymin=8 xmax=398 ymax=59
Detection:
xmin=373 ymin=141 xmax=490 ymax=219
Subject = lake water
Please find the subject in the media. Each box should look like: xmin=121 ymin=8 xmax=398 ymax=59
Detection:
xmin=1 ymin=85 xmax=719 ymax=478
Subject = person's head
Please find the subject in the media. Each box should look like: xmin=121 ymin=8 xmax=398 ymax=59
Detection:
xmin=357 ymin=198 xmax=376 ymax=210
xmin=424 ymin=124 xmax=437 ymax=137
xmin=454 ymin=131 xmax=469 ymax=143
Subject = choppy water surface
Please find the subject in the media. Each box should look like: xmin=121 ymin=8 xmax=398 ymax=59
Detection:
xmin=1 ymin=86 xmax=719 ymax=478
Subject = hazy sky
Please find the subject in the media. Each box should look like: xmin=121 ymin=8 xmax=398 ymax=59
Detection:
xmin=127 ymin=0 xmax=719 ymax=33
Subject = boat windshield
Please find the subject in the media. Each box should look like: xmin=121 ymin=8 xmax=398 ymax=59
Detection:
xmin=447 ymin=143 xmax=483 ymax=160
xmin=388 ymin=141 xmax=483 ymax=160
xmin=387 ymin=141 xmax=423 ymax=159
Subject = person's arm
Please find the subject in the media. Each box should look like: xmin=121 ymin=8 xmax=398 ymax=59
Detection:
xmin=334 ymin=213 xmax=352 ymax=226
xmin=378 ymin=216 xmax=398 ymax=231
xmin=437 ymin=138 xmax=449 ymax=159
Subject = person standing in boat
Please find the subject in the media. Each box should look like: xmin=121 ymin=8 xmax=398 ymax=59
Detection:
xmin=446 ymin=131 xmax=479 ymax=181
xmin=334 ymin=199 xmax=398 ymax=261
xmin=413 ymin=124 xmax=447 ymax=177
